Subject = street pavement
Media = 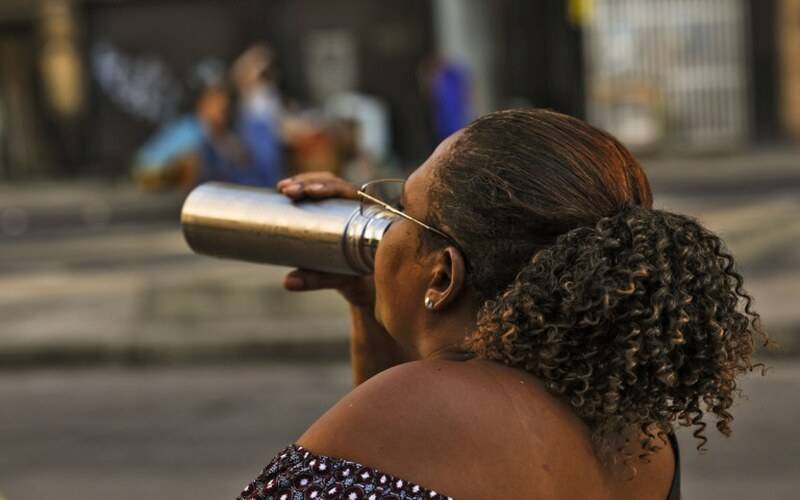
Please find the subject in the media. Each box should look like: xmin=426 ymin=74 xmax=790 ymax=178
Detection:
xmin=0 ymin=361 xmax=798 ymax=500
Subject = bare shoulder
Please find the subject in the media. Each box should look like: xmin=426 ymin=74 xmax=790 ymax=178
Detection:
xmin=297 ymin=358 xmax=584 ymax=453
xmin=297 ymin=360 xmax=476 ymax=458
xmin=295 ymin=359 xmax=675 ymax=500
xmin=295 ymin=359 xmax=599 ymax=498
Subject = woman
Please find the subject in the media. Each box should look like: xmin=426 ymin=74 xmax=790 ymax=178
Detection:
xmin=237 ymin=109 xmax=766 ymax=500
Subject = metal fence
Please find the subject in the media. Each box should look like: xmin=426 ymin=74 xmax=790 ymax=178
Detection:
xmin=584 ymin=0 xmax=750 ymax=153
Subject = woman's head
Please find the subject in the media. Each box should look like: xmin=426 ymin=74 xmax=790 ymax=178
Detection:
xmin=373 ymin=108 xmax=766 ymax=460
xmin=374 ymin=109 xmax=654 ymax=344
xmin=427 ymin=108 xmax=654 ymax=301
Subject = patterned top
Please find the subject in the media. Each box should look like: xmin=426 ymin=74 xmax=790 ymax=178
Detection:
xmin=237 ymin=444 xmax=454 ymax=500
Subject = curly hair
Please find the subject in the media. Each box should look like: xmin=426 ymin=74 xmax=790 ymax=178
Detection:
xmin=465 ymin=206 xmax=767 ymax=460
xmin=424 ymin=108 xmax=769 ymax=465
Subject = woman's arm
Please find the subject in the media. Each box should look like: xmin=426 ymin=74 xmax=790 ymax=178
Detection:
xmin=349 ymin=304 xmax=413 ymax=385
xmin=284 ymin=268 xmax=410 ymax=385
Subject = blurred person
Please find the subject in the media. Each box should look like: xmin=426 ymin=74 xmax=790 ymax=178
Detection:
xmin=420 ymin=55 xmax=472 ymax=143
xmin=286 ymin=114 xmax=340 ymax=175
xmin=235 ymin=109 xmax=768 ymax=499
xmin=229 ymin=43 xmax=284 ymax=186
xmin=286 ymin=113 xmax=387 ymax=181
xmin=133 ymin=54 xmax=283 ymax=191
xmin=229 ymin=43 xmax=388 ymax=181
xmin=231 ymin=44 xmax=282 ymax=123
xmin=131 ymin=60 xmax=237 ymax=189
xmin=325 ymin=92 xmax=391 ymax=184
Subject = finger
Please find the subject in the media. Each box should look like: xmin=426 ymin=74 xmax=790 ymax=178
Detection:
xmin=290 ymin=171 xmax=336 ymax=181
xmin=302 ymin=180 xmax=358 ymax=199
xmin=278 ymin=181 xmax=306 ymax=199
xmin=278 ymin=179 xmax=358 ymax=200
xmin=283 ymin=269 xmax=356 ymax=291
xmin=282 ymin=269 xmax=305 ymax=290
xmin=276 ymin=171 xmax=335 ymax=189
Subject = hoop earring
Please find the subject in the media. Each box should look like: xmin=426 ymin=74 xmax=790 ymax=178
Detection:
xmin=424 ymin=296 xmax=435 ymax=311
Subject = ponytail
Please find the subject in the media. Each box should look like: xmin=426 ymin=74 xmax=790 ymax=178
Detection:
xmin=465 ymin=206 xmax=768 ymax=459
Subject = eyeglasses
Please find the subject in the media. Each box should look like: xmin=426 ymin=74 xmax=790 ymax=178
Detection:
xmin=357 ymin=179 xmax=467 ymax=263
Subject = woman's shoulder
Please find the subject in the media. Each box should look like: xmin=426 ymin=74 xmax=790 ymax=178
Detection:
xmin=296 ymin=359 xmax=603 ymax=499
xmin=297 ymin=360 xmax=485 ymax=452
xmin=299 ymin=358 xmax=570 ymax=441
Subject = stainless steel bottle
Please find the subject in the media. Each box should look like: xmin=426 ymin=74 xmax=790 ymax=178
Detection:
xmin=181 ymin=182 xmax=396 ymax=275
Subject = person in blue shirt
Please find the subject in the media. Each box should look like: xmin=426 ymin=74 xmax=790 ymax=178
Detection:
xmin=132 ymin=54 xmax=283 ymax=190
xmin=421 ymin=55 xmax=473 ymax=143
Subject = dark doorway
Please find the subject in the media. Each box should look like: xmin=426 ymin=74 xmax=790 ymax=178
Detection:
xmin=497 ymin=0 xmax=585 ymax=118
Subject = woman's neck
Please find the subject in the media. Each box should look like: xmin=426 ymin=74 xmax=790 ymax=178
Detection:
xmin=416 ymin=306 xmax=479 ymax=362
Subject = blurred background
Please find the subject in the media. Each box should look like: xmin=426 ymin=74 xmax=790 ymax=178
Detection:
xmin=0 ymin=0 xmax=798 ymax=499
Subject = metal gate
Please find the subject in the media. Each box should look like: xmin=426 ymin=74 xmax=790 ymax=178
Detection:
xmin=584 ymin=0 xmax=750 ymax=152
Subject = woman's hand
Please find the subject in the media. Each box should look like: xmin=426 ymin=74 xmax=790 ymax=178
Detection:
xmin=276 ymin=172 xmax=411 ymax=384
xmin=283 ymin=269 xmax=375 ymax=309
xmin=277 ymin=171 xmax=359 ymax=201
xmin=276 ymin=172 xmax=375 ymax=308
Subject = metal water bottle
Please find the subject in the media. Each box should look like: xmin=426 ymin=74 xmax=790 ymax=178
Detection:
xmin=180 ymin=182 xmax=395 ymax=275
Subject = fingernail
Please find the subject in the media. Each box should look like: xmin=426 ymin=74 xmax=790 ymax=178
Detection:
xmin=308 ymin=183 xmax=324 ymax=190
xmin=284 ymin=275 xmax=304 ymax=289
xmin=285 ymin=183 xmax=303 ymax=192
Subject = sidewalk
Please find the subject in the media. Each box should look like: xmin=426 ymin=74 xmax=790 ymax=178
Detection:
xmin=1 ymin=149 xmax=798 ymax=366
xmin=0 ymin=258 xmax=353 ymax=366
xmin=0 ymin=180 xmax=184 ymax=239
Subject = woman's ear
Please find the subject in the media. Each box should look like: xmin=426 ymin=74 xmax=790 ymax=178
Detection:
xmin=425 ymin=246 xmax=467 ymax=311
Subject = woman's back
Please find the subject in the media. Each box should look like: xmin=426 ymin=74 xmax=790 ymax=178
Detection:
xmin=296 ymin=359 xmax=676 ymax=500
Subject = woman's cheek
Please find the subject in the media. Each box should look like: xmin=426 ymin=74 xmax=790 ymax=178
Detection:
xmin=376 ymin=222 xmax=406 ymax=275
xmin=372 ymin=226 xmax=395 ymax=308
xmin=373 ymin=223 xmax=409 ymax=315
